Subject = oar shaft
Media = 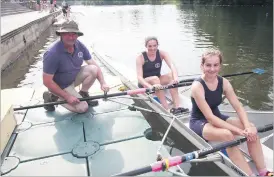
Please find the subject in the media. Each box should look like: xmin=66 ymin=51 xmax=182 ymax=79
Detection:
xmin=222 ymin=71 xmax=253 ymax=78
xmin=13 ymin=82 xmax=192 ymax=111
xmin=257 ymin=123 xmax=273 ymax=133
xmin=196 ymin=137 xmax=247 ymax=158
xmin=13 ymin=91 xmax=129 ymax=111
xmin=113 ymin=124 xmax=273 ymax=176
xmin=179 ymin=71 xmax=253 ymax=83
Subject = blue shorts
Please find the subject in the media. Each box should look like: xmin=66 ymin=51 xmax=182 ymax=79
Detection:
xmin=189 ymin=114 xmax=230 ymax=139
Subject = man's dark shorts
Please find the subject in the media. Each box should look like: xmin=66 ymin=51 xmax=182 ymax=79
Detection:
xmin=189 ymin=114 xmax=230 ymax=139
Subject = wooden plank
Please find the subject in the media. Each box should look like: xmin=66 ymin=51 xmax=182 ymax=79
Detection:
xmin=1 ymin=88 xmax=34 ymax=118
xmin=0 ymin=106 xmax=16 ymax=155
xmin=1 ymin=88 xmax=34 ymax=155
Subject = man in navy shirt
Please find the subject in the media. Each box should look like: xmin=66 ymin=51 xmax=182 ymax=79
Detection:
xmin=43 ymin=20 xmax=109 ymax=113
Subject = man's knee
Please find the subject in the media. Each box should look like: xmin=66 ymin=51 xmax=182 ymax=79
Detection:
xmin=84 ymin=65 xmax=98 ymax=76
xmin=75 ymin=102 xmax=89 ymax=113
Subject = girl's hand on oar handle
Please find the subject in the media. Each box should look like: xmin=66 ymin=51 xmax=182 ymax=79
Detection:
xmin=170 ymin=78 xmax=179 ymax=85
xmin=244 ymin=126 xmax=258 ymax=142
xmin=65 ymin=95 xmax=80 ymax=105
xmin=151 ymin=84 xmax=163 ymax=90
xmin=233 ymin=126 xmax=248 ymax=137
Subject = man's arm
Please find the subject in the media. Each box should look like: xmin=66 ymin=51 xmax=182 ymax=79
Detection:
xmin=160 ymin=50 xmax=178 ymax=80
xmin=85 ymin=59 xmax=106 ymax=85
xmin=43 ymin=73 xmax=70 ymax=99
xmin=43 ymin=51 xmax=71 ymax=100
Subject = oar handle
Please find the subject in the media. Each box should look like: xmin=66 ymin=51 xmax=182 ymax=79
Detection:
xmin=198 ymin=124 xmax=273 ymax=157
xmin=149 ymin=82 xmax=192 ymax=93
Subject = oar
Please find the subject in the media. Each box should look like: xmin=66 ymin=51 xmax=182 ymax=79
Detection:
xmin=13 ymin=82 xmax=192 ymax=111
xmin=112 ymin=124 xmax=273 ymax=176
xmin=179 ymin=68 xmax=266 ymax=83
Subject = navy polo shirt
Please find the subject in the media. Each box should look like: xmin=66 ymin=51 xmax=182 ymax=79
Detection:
xmin=43 ymin=40 xmax=92 ymax=89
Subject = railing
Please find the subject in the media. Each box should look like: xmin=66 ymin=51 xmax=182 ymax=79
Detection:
xmin=19 ymin=1 xmax=37 ymax=10
xmin=1 ymin=0 xmax=37 ymax=10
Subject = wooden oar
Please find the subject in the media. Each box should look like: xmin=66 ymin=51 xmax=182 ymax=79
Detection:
xmin=112 ymin=124 xmax=273 ymax=176
xmin=179 ymin=68 xmax=266 ymax=84
xmin=13 ymin=82 xmax=192 ymax=111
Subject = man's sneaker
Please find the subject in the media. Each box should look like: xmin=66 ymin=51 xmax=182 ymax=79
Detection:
xmin=79 ymin=91 xmax=99 ymax=107
xmin=43 ymin=91 xmax=59 ymax=111
xmin=170 ymin=107 xmax=189 ymax=115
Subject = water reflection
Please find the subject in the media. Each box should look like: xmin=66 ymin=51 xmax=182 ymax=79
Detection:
xmin=183 ymin=5 xmax=273 ymax=110
xmin=1 ymin=26 xmax=58 ymax=89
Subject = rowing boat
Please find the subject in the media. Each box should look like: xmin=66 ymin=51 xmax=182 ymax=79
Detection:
xmin=92 ymin=48 xmax=273 ymax=176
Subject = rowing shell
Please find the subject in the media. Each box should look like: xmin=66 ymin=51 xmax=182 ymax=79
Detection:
xmin=92 ymin=48 xmax=273 ymax=176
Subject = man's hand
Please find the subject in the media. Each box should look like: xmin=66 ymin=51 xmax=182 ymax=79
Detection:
xmin=101 ymin=83 xmax=110 ymax=92
xmin=65 ymin=95 xmax=80 ymax=105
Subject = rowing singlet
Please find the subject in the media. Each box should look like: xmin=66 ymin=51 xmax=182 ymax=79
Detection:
xmin=190 ymin=76 xmax=224 ymax=120
xmin=142 ymin=50 xmax=162 ymax=78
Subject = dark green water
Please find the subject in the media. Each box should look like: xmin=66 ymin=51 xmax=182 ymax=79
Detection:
xmin=190 ymin=5 xmax=273 ymax=110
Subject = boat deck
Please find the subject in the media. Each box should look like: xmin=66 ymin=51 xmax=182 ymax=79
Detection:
xmin=0 ymin=59 xmax=177 ymax=176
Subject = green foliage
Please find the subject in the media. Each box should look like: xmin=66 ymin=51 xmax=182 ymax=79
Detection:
xmin=188 ymin=0 xmax=273 ymax=6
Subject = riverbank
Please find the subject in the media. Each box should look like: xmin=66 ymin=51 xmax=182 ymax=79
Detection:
xmin=1 ymin=10 xmax=61 ymax=71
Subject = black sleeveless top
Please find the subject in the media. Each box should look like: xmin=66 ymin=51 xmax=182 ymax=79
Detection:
xmin=190 ymin=76 xmax=224 ymax=120
xmin=142 ymin=50 xmax=162 ymax=78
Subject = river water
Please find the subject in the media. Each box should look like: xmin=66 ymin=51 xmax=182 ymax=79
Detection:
xmin=76 ymin=3 xmax=273 ymax=111
xmin=3 ymin=3 xmax=272 ymax=111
